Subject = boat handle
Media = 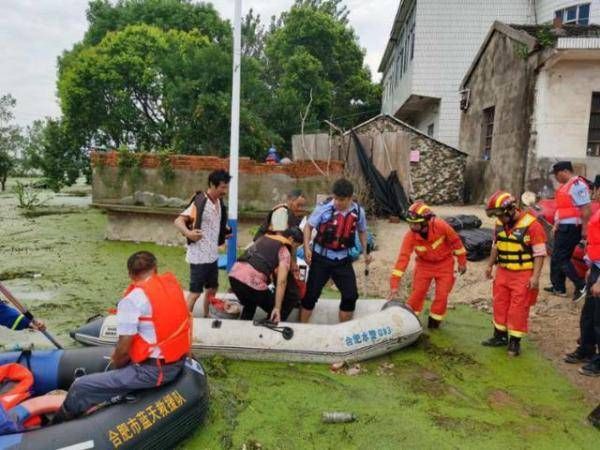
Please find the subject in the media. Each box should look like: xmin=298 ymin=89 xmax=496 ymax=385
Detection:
xmin=253 ymin=319 xmax=294 ymax=340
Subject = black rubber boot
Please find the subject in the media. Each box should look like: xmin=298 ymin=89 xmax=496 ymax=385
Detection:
xmin=427 ymin=316 xmax=441 ymax=330
xmin=481 ymin=328 xmax=508 ymax=347
xmin=507 ymin=336 xmax=521 ymax=357
xmin=564 ymin=347 xmax=594 ymax=364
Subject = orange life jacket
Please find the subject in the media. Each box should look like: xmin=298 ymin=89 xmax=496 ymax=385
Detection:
xmin=586 ymin=209 xmax=600 ymax=262
xmin=556 ymin=176 xmax=586 ymax=221
xmin=0 ymin=363 xmax=33 ymax=410
xmin=123 ymin=273 xmax=191 ymax=364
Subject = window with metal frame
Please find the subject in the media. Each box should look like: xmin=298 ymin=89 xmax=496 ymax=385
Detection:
xmin=555 ymin=3 xmax=590 ymax=25
xmin=482 ymin=107 xmax=495 ymax=161
xmin=588 ymin=92 xmax=600 ymax=157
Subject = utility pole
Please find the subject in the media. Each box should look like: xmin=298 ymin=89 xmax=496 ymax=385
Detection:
xmin=227 ymin=0 xmax=242 ymax=271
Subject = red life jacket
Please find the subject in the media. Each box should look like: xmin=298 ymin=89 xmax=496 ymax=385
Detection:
xmin=586 ymin=209 xmax=600 ymax=262
xmin=314 ymin=204 xmax=360 ymax=251
xmin=556 ymin=176 xmax=586 ymax=221
xmin=0 ymin=363 xmax=33 ymax=410
xmin=124 ymin=273 xmax=191 ymax=364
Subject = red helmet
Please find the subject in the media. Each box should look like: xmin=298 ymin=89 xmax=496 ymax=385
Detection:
xmin=406 ymin=201 xmax=434 ymax=223
xmin=486 ymin=191 xmax=516 ymax=217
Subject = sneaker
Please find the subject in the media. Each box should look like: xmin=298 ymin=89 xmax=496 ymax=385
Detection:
xmin=427 ymin=317 xmax=441 ymax=330
xmin=579 ymin=360 xmax=600 ymax=377
xmin=507 ymin=337 xmax=521 ymax=357
xmin=543 ymin=287 xmax=567 ymax=297
xmin=481 ymin=335 xmax=508 ymax=347
xmin=564 ymin=348 xmax=594 ymax=364
xmin=572 ymin=287 xmax=587 ymax=303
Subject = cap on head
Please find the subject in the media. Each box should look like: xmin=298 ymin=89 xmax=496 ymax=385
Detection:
xmin=406 ymin=201 xmax=434 ymax=223
xmin=485 ymin=191 xmax=516 ymax=217
xmin=551 ymin=161 xmax=573 ymax=174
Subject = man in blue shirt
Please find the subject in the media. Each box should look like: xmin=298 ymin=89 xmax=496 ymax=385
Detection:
xmin=544 ymin=161 xmax=591 ymax=302
xmin=301 ymin=179 xmax=372 ymax=323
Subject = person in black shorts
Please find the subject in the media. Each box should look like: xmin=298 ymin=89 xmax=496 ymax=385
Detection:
xmin=174 ymin=170 xmax=231 ymax=314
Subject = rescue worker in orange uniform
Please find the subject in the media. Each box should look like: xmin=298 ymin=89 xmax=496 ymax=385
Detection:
xmin=54 ymin=251 xmax=191 ymax=422
xmin=483 ymin=191 xmax=547 ymax=357
xmin=388 ymin=202 xmax=467 ymax=329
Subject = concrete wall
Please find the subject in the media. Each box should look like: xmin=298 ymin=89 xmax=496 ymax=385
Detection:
xmin=92 ymin=152 xmax=343 ymax=213
xmin=535 ymin=59 xmax=600 ymax=159
xmin=412 ymin=105 xmax=440 ymax=138
xmin=459 ymin=32 xmax=540 ymax=203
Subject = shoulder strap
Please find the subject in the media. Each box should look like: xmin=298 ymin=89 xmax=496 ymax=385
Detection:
xmin=194 ymin=192 xmax=208 ymax=230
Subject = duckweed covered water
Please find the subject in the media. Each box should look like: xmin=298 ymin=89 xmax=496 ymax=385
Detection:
xmin=0 ymin=182 xmax=596 ymax=449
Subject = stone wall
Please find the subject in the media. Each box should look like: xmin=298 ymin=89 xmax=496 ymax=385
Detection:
xmin=91 ymin=152 xmax=343 ymax=213
xmin=459 ymin=31 xmax=540 ymax=204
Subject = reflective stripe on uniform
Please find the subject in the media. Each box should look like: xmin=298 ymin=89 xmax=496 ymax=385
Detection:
xmin=429 ymin=312 xmax=445 ymax=321
xmin=493 ymin=321 xmax=507 ymax=331
xmin=431 ymin=236 xmax=446 ymax=249
xmin=453 ymin=248 xmax=466 ymax=255
xmin=391 ymin=269 xmax=404 ymax=277
xmin=508 ymin=329 xmax=526 ymax=338
xmin=11 ymin=314 xmax=25 ymax=330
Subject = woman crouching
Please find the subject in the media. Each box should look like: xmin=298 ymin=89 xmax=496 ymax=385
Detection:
xmin=229 ymin=226 xmax=303 ymax=323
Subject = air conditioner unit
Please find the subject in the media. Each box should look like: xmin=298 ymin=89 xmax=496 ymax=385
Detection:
xmin=459 ymin=89 xmax=471 ymax=111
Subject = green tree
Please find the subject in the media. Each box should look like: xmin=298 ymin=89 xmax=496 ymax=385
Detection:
xmin=82 ymin=0 xmax=230 ymax=46
xmin=264 ymin=2 xmax=381 ymax=147
xmin=0 ymin=152 xmax=13 ymax=191
xmin=24 ymin=119 xmax=85 ymax=192
xmin=0 ymin=94 xmax=21 ymax=190
xmin=58 ymin=23 xmax=275 ymax=158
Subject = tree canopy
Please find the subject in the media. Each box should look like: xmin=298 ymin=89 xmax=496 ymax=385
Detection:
xmin=51 ymin=0 xmax=380 ymax=172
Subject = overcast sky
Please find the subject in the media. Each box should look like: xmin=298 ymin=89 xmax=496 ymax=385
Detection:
xmin=0 ymin=0 xmax=397 ymax=127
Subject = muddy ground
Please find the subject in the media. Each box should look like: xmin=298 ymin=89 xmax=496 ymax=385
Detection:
xmin=0 ymin=180 xmax=598 ymax=448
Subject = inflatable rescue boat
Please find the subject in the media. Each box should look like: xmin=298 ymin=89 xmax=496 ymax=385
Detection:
xmin=0 ymin=347 xmax=208 ymax=449
xmin=72 ymin=298 xmax=423 ymax=363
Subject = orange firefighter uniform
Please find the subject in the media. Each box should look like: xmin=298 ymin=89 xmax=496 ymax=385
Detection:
xmin=492 ymin=212 xmax=547 ymax=337
xmin=390 ymin=217 xmax=467 ymax=321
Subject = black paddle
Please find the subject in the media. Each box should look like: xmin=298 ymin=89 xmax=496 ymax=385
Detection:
xmin=253 ymin=318 xmax=294 ymax=340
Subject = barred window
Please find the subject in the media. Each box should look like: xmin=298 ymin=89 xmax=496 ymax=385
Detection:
xmin=482 ymin=107 xmax=495 ymax=161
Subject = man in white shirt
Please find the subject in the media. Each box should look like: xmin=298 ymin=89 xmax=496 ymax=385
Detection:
xmin=54 ymin=251 xmax=190 ymax=422
xmin=174 ymin=170 xmax=231 ymax=314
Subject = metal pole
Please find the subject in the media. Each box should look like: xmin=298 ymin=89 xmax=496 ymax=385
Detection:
xmin=227 ymin=0 xmax=242 ymax=271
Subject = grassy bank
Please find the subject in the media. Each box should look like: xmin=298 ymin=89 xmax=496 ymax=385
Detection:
xmin=0 ymin=180 xmax=596 ymax=449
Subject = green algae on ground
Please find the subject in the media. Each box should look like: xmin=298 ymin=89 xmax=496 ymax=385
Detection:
xmin=0 ymin=180 xmax=597 ymax=449
xmin=184 ymin=306 xmax=597 ymax=450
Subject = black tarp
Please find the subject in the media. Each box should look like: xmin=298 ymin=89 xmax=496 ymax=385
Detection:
xmin=444 ymin=215 xmax=482 ymax=231
xmin=352 ymin=131 xmax=410 ymax=217
xmin=459 ymin=228 xmax=494 ymax=261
